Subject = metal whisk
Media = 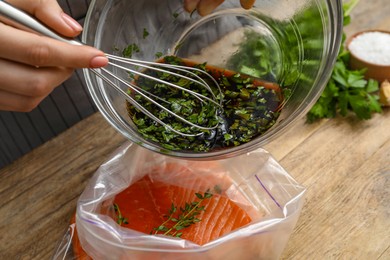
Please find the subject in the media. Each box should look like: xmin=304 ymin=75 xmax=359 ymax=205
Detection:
xmin=0 ymin=0 xmax=222 ymax=137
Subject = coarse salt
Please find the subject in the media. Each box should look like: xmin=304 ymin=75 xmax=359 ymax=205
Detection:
xmin=348 ymin=31 xmax=390 ymax=66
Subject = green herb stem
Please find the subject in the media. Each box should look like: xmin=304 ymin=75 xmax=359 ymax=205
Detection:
xmin=153 ymin=191 xmax=213 ymax=238
xmin=164 ymin=199 xmax=202 ymax=236
xmin=114 ymin=203 xmax=128 ymax=225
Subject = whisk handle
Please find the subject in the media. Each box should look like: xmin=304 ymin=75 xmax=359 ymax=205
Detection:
xmin=0 ymin=0 xmax=81 ymax=46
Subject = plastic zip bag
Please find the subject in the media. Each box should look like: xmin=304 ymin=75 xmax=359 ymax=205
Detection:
xmin=53 ymin=142 xmax=305 ymax=260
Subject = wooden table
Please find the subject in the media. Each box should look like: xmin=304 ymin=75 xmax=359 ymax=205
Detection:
xmin=1 ymin=1 xmax=389 ymax=259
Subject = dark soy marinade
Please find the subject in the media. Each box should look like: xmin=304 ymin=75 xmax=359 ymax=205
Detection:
xmin=126 ymin=56 xmax=282 ymax=152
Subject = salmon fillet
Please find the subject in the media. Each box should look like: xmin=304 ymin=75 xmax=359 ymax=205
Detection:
xmin=113 ymin=173 xmax=252 ymax=245
xmin=72 ymin=162 xmax=254 ymax=258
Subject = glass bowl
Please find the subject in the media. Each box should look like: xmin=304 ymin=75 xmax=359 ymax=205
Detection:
xmin=82 ymin=0 xmax=343 ymax=160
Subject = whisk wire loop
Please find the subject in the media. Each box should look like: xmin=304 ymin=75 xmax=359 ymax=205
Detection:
xmin=93 ymin=59 xmax=222 ymax=136
xmin=106 ymin=55 xmax=222 ymax=107
xmin=90 ymin=68 xmax=203 ymax=137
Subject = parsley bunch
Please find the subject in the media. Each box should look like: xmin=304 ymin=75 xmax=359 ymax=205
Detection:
xmin=307 ymin=60 xmax=381 ymax=122
xmin=307 ymin=0 xmax=382 ymax=122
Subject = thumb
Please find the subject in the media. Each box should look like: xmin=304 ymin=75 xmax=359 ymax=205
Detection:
xmin=240 ymin=0 xmax=255 ymax=9
xmin=5 ymin=0 xmax=83 ymax=37
xmin=196 ymin=0 xmax=224 ymax=16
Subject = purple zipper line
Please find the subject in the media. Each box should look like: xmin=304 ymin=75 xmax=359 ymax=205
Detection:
xmin=81 ymin=216 xmax=120 ymax=234
xmin=255 ymin=174 xmax=282 ymax=209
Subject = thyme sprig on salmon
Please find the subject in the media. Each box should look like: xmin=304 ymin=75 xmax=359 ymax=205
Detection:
xmin=153 ymin=191 xmax=213 ymax=238
xmin=109 ymin=174 xmax=252 ymax=245
xmin=114 ymin=203 xmax=128 ymax=225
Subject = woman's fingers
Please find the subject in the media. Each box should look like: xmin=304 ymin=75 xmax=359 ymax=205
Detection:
xmin=196 ymin=0 xmax=224 ymax=16
xmin=0 ymin=58 xmax=72 ymax=97
xmin=0 ymin=0 xmax=107 ymax=112
xmin=0 ymin=59 xmax=73 ymax=112
xmin=0 ymin=89 xmax=47 ymax=112
xmin=240 ymin=0 xmax=255 ymax=9
xmin=183 ymin=0 xmax=201 ymax=13
xmin=6 ymin=0 xmax=82 ymax=37
xmin=184 ymin=0 xmax=255 ymax=16
xmin=0 ymin=23 xmax=108 ymax=69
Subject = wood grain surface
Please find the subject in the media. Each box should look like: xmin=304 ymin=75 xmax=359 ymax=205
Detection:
xmin=0 ymin=1 xmax=389 ymax=259
xmin=270 ymin=1 xmax=390 ymax=258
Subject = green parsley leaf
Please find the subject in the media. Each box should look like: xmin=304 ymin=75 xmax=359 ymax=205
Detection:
xmin=122 ymin=43 xmax=140 ymax=58
xmin=155 ymin=52 xmax=163 ymax=59
xmin=307 ymin=0 xmax=382 ymax=122
xmin=143 ymin=28 xmax=149 ymax=39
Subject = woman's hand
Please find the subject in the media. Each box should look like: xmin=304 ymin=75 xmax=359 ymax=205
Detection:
xmin=0 ymin=0 xmax=108 ymax=112
xmin=184 ymin=0 xmax=255 ymax=16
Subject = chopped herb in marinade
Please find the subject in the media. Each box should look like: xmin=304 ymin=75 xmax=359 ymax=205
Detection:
xmin=172 ymin=12 xmax=179 ymax=19
xmin=155 ymin=52 xmax=163 ymax=59
xmin=143 ymin=28 xmax=149 ymax=39
xmin=126 ymin=56 xmax=282 ymax=152
xmin=122 ymin=43 xmax=140 ymax=58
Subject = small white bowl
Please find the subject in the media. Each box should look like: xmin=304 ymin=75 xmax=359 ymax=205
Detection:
xmin=347 ymin=30 xmax=390 ymax=83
